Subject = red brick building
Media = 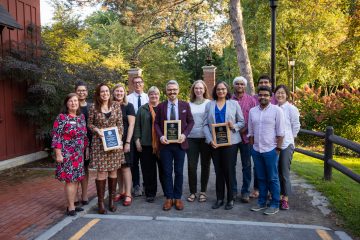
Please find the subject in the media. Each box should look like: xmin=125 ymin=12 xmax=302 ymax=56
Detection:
xmin=0 ymin=0 xmax=43 ymax=162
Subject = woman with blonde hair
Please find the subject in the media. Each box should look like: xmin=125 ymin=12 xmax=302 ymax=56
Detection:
xmin=186 ymin=80 xmax=211 ymax=203
xmin=112 ymin=84 xmax=136 ymax=206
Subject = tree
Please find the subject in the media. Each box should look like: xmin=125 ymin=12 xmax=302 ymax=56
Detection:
xmin=228 ymin=0 xmax=254 ymax=94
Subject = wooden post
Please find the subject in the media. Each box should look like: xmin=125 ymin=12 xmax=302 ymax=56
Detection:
xmin=202 ymin=65 xmax=216 ymax=99
xmin=324 ymin=126 xmax=334 ymax=181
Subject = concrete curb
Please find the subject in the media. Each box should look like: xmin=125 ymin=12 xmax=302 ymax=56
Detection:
xmin=0 ymin=151 xmax=48 ymax=172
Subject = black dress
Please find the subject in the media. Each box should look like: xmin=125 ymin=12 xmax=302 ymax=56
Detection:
xmin=80 ymin=103 xmax=92 ymax=167
xmin=121 ymin=103 xmax=135 ymax=167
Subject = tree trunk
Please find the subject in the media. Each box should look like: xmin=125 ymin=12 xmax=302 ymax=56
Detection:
xmin=229 ymin=0 xmax=255 ymax=95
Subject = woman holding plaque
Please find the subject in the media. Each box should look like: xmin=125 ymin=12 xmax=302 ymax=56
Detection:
xmin=88 ymin=83 xmax=124 ymax=214
xmin=112 ymin=84 xmax=135 ymax=206
xmin=186 ymin=80 xmax=211 ymax=203
xmin=134 ymin=86 xmax=164 ymax=203
xmin=203 ymin=81 xmax=244 ymax=210
xmin=52 ymin=93 xmax=88 ymax=216
xmin=274 ymin=85 xmax=300 ymax=210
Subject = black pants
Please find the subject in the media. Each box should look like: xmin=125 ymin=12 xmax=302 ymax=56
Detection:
xmin=131 ymin=148 xmax=141 ymax=188
xmin=211 ymin=144 xmax=238 ymax=203
xmin=186 ymin=138 xmax=211 ymax=194
xmin=140 ymin=146 xmax=164 ymax=197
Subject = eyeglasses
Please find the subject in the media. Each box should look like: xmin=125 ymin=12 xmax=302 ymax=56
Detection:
xmin=167 ymin=89 xmax=178 ymax=92
xmin=76 ymin=90 xmax=87 ymax=92
xmin=134 ymin=81 xmax=143 ymax=85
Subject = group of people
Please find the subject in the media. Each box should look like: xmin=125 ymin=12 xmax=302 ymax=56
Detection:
xmin=52 ymin=74 xmax=300 ymax=216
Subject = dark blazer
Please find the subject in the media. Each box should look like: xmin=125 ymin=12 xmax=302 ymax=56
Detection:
xmin=155 ymin=100 xmax=194 ymax=150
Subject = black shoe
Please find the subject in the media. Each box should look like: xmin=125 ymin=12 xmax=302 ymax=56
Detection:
xmin=81 ymin=200 xmax=89 ymax=205
xmin=66 ymin=208 xmax=77 ymax=216
xmin=225 ymin=200 xmax=234 ymax=210
xmin=146 ymin=196 xmax=155 ymax=203
xmin=75 ymin=207 xmax=84 ymax=212
xmin=212 ymin=200 xmax=224 ymax=209
xmin=74 ymin=201 xmax=80 ymax=206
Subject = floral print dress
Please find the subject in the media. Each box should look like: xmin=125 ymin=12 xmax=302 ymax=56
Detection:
xmin=52 ymin=113 xmax=88 ymax=182
xmin=88 ymin=102 xmax=124 ymax=171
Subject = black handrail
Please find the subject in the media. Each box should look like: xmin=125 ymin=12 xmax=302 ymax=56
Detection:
xmin=295 ymin=126 xmax=360 ymax=184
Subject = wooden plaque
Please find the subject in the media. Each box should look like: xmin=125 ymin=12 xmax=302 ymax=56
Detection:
xmin=164 ymin=120 xmax=181 ymax=143
xmin=101 ymin=127 xmax=122 ymax=151
xmin=211 ymin=123 xmax=231 ymax=147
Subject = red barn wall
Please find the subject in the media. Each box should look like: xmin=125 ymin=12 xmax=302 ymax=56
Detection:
xmin=0 ymin=0 xmax=41 ymax=161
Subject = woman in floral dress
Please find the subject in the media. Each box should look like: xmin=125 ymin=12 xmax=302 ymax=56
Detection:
xmin=88 ymin=83 xmax=124 ymax=214
xmin=52 ymin=93 xmax=88 ymax=216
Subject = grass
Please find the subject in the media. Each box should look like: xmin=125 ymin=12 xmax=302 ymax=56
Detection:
xmin=292 ymin=153 xmax=360 ymax=238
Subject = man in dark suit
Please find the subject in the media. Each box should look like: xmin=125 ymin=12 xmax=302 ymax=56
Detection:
xmin=155 ymin=80 xmax=194 ymax=211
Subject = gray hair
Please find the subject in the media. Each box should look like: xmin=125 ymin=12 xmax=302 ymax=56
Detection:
xmin=233 ymin=76 xmax=248 ymax=86
xmin=148 ymin=86 xmax=160 ymax=95
xmin=166 ymin=80 xmax=179 ymax=89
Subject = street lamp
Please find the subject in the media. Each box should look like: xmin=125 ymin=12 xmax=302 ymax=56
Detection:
xmin=288 ymin=58 xmax=296 ymax=92
xmin=270 ymin=0 xmax=278 ymax=91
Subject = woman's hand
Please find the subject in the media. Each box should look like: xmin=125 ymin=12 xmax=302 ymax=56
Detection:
xmin=124 ymin=142 xmax=130 ymax=153
xmin=85 ymin=147 xmax=90 ymax=160
xmin=135 ymin=139 xmax=142 ymax=152
xmin=228 ymin=121 xmax=234 ymax=130
xmin=54 ymin=149 xmax=64 ymax=163
xmin=94 ymin=128 xmax=104 ymax=137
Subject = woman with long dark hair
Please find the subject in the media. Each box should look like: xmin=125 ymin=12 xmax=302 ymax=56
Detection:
xmin=88 ymin=83 xmax=124 ymax=214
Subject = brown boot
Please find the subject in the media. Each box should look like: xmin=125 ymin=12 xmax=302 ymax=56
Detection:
xmin=95 ymin=179 xmax=107 ymax=214
xmin=108 ymin=177 xmax=117 ymax=212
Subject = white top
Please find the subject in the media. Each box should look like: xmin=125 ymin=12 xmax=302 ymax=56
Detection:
xmin=279 ymin=101 xmax=300 ymax=149
xmin=248 ymin=104 xmax=285 ymax=153
xmin=166 ymin=99 xmax=179 ymax=120
xmin=127 ymin=92 xmax=149 ymax=114
xmin=188 ymin=99 xmax=210 ymax=138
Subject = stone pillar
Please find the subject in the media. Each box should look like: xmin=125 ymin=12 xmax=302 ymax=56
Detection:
xmin=127 ymin=68 xmax=143 ymax=93
xmin=202 ymin=65 xmax=217 ymax=98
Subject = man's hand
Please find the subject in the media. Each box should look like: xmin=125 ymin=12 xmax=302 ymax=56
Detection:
xmin=228 ymin=121 xmax=234 ymax=130
xmin=178 ymin=134 xmax=186 ymax=143
xmin=160 ymin=136 xmax=169 ymax=144
xmin=135 ymin=139 xmax=142 ymax=152
xmin=210 ymin=141 xmax=217 ymax=149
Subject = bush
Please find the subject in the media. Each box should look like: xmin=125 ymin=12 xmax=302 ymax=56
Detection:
xmin=293 ymin=85 xmax=360 ymax=155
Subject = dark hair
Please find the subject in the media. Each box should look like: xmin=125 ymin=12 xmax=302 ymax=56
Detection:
xmin=94 ymin=83 xmax=112 ymax=112
xmin=74 ymin=80 xmax=88 ymax=91
xmin=132 ymin=76 xmax=143 ymax=83
xmin=257 ymin=75 xmax=271 ymax=85
xmin=274 ymin=84 xmax=291 ymax=101
xmin=61 ymin=93 xmax=81 ymax=115
xmin=257 ymin=86 xmax=272 ymax=96
xmin=212 ymin=81 xmax=232 ymax=100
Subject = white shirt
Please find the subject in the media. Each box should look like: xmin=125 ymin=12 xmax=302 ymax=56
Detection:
xmin=248 ymin=104 xmax=285 ymax=153
xmin=188 ymin=99 xmax=210 ymax=138
xmin=279 ymin=101 xmax=300 ymax=149
xmin=127 ymin=92 xmax=149 ymax=114
xmin=167 ymin=99 xmax=179 ymax=120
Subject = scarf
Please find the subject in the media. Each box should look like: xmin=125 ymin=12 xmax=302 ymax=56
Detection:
xmin=149 ymin=104 xmax=159 ymax=156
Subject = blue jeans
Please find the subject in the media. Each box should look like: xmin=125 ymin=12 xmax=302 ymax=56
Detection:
xmin=160 ymin=144 xmax=185 ymax=199
xmin=232 ymin=142 xmax=252 ymax=196
xmin=251 ymin=148 xmax=280 ymax=208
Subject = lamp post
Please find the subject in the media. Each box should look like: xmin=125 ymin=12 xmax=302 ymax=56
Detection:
xmin=270 ymin=0 xmax=278 ymax=91
xmin=288 ymin=58 xmax=296 ymax=92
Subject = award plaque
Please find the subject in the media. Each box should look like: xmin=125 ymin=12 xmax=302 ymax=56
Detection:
xmin=164 ymin=120 xmax=181 ymax=143
xmin=211 ymin=123 xmax=231 ymax=147
xmin=101 ymin=127 xmax=122 ymax=151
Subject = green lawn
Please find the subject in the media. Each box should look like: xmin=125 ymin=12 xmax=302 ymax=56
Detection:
xmin=292 ymin=153 xmax=360 ymax=238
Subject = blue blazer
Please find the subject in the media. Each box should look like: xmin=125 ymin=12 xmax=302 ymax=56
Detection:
xmin=203 ymin=100 xmax=245 ymax=145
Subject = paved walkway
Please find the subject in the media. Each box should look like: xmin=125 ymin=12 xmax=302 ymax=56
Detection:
xmin=0 ymin=157 xmax=354 ymax=240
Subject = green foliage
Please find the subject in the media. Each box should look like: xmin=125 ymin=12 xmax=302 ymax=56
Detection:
xmin=293 ymin=85 xmax=360 ymax=155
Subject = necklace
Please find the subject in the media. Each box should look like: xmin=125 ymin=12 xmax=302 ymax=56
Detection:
xmin=194 ymin=99 xmax=205 ymax=105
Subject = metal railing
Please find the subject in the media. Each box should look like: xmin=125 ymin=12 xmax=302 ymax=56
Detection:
xmin=295 ymin=126 xmax=360 ymax=183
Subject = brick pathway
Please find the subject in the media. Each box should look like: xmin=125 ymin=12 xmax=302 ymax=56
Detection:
xmin=0 ymin=167 xmax=97 ymax=240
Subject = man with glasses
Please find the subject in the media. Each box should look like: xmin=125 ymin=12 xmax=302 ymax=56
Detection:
xmin=127 ymin=76 xmax=149 ymax=197
xmin=231 ymin=77 xmax=257 ymax=203
xmin=154 ymin=80 xmax=194 ymax=211
xmin=253 ymin=75 xmax=277 ymax=105
xmin=248 ymin=86 xmax=285 ymax=215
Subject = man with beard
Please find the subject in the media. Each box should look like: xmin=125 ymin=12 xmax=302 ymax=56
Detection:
xmin=248 ymin=86 xmax=285 ymax=215
xmin=231 ymin=77 xmax=257 ymax=203
xmin=154 ymin=80 xmax=194 ymax=211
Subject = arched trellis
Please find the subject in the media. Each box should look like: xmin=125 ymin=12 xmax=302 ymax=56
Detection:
xmin=130 ymin=28 xmax=213 ymax=68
